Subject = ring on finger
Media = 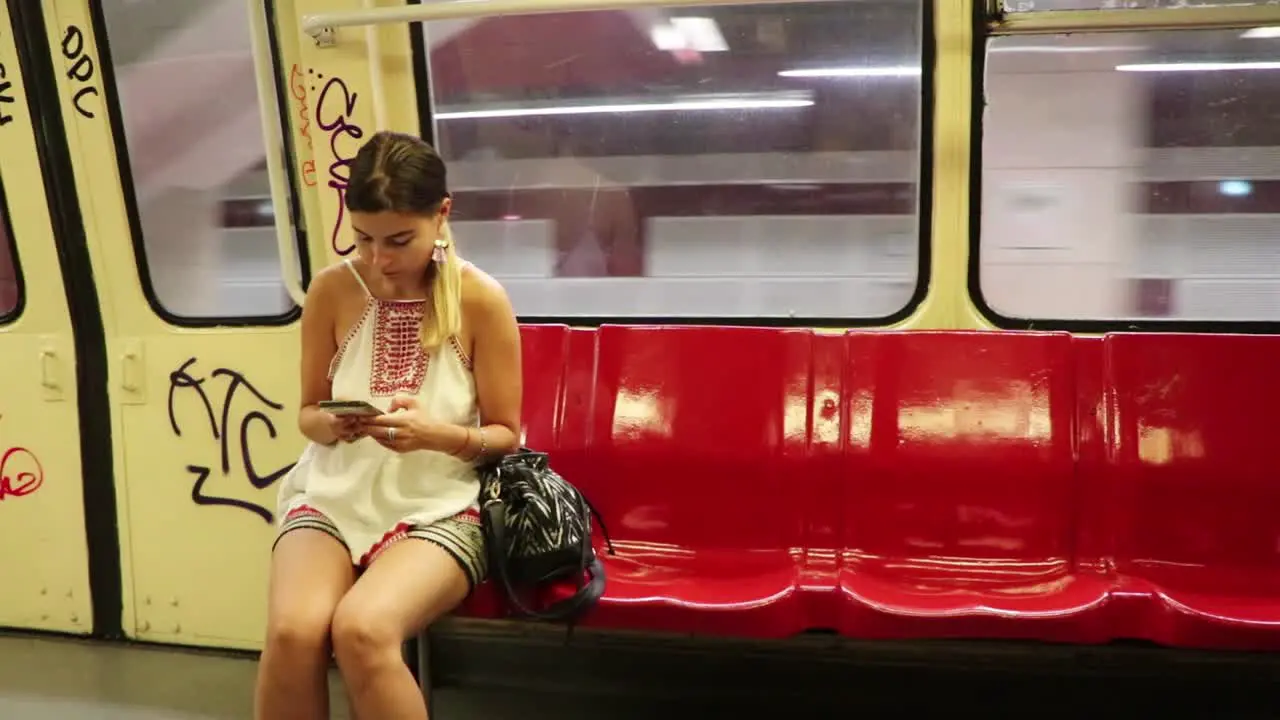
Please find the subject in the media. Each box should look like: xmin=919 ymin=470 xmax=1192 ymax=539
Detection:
xmin=388 ymin=427 xmax=397 ymax=442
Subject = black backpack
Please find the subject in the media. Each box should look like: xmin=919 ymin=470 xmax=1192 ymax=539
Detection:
xmin=477 ymin=448 xmax=613 ymax=622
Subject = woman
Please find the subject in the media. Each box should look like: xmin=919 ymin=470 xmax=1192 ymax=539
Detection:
xmin=254 ymin=130 xmax=522 ymax=719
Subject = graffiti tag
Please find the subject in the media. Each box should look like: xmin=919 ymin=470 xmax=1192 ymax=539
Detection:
xmin=167 ymin=357 xmax=295 ymax=524
xmin=0 ymin=446 xmax=43 ymax=501
xmin=60 ymin=25 xmax=100 ymax=120
xmin=0 ymin=58 xmax=16 ymax=127
xmin=288 ymin=64 xmax=317 ymax=188
xmin=314 ymin=72 xmax=363 ymax=257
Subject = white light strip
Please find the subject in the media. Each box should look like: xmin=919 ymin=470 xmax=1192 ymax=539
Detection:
xmin=1117 ymin=61 xmax=1280 ymax=72
xmin=435 ymin=96 xmax=813 ymax=120
xmin=989 ymin=44 xmax=1144 ymax=54
xmin=1241 ymin=26 xmax=1280 ymax=39
xmin=778 ymin=66 xmax=921 ymax=78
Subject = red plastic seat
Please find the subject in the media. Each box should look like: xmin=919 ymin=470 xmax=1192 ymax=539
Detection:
xmin=1104 ymin=333 xmax=1280 ymax=651
xmin=836 ymin=331 xmax=1112 ymax=643
xmin=551 ymin=324 xmax=815 ymax=638
xmin=793 ymin=332 xmax=852 ymax=631
xmin=536 ymin=328 xmax=598 ymax=489
xmin=517 ymin=324 xmax=573 ymax=450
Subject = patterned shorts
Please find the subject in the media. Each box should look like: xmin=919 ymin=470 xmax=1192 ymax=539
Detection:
xmin=274 ymin=504 xmax=488 ymax=590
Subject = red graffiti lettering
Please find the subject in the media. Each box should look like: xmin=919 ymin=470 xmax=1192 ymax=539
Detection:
xmin=289 ymin=64 xmax=318 ymax=189
xmin=0 ymin=446 xmax=43 ymax=500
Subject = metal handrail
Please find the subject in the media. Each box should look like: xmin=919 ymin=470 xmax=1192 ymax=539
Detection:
xmin=248 ymin=0 xmax=307 ymax=305
xmin=300 ymin=0 xmax=832 ymax=37
xmin=989 ymin=4 xmax=1280 ymax=35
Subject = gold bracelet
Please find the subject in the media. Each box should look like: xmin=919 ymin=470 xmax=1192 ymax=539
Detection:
xmin=449 ymin=427 xmax=472 ymax=457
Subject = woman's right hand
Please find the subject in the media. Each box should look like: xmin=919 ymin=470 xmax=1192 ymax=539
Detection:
xmin=326 ymin=413 xmax=368 ymax=443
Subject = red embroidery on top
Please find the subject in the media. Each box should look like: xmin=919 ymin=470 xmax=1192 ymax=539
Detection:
xmin=370 ymin=300 xmax=429 ymax=396
xmin=449 ymin=335 xmax=473 ymax=370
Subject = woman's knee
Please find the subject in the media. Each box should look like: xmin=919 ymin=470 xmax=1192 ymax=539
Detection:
xmin=264 ymin=607 xmax=334 ymax=659
xmin=263 ymin=527 xmax=355 ymax=655
xmin=330 ymin=597 xmax=402 ymax=671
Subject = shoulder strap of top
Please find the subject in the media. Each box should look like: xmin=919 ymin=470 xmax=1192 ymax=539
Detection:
xmin=344 ymin=259 xmax=371 ymax=296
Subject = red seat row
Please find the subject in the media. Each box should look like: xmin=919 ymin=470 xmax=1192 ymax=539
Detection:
xmin=455 ymin=325 xmax=1280 ymax=652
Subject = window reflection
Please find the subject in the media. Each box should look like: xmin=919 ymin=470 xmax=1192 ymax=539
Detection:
xmin=981 ymin=29 xmax=1280 ymax=321
xmin=98 ymin=0 xmax=303 ymax=320
xmin=420 ymin=2 xmax=923 ymax=319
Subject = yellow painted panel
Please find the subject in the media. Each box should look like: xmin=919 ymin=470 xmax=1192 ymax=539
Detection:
xmin=0 ymin=3 xmax=93 ymax=634
xmin=274 ymin=0 xmax=329 ymax=267
xmin=45 ymin=0 xmax=137 ymax=640
xmin=47 ymin=0 xmax=316 ymax=649
xmin=114 ymin=335 xmax=302 ymax=649
xmin=291 ymin=0 xmax=421 ymax=268
xmin=893 ymin=0 xmax=987 ymax=332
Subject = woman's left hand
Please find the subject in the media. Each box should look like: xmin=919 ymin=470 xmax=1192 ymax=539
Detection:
xmin=363 ymin=396 xmax=452 ymax=453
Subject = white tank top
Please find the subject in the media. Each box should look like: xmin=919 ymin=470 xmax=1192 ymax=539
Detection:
xmin=275 ymin=260 xmax=481 ymax=563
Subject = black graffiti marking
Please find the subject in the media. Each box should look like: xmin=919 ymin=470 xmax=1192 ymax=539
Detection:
xmin=71 ymin=86 xmax=97 ymax=119
xmin=61 ymin=25 xmax=99 ymax=120
xmin=167 ymin=357 xmax=295 ymax=524
xmin=0 ymin=62 xmax=14 ymax=127
xmin=314 ymin=75 xmax=363 ymax=256
xmin=185 ymin=465 xmax=273 ymax=523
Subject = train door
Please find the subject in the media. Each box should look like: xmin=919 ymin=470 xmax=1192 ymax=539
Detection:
xmin=0 ymin=1 xmax=98 ymax=635
xmin=38 ymin=0 xmax=321 ymax=649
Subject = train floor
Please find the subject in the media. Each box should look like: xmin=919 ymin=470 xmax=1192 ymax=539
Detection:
xmin=1 ymin=630 xmax=1279 ymax=719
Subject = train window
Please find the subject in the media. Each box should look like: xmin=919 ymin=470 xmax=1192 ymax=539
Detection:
xmin=95 ymin=0 xmax=304 ymax=322
xmin=0 ymin=187 xmax=20 ymax=322
xmin=999 ymin=1 xmax=1276 ymax=11
xmin=415 ymin=1 xmax=924 ymax=320
xmin=978 ymin=29 xmax=1280 ymax=322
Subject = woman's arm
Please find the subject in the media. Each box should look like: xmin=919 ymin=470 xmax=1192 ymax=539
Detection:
xmin=296 ymin=268 xmax=345 ymax=446
xmin=453 ymin=270 xmax=522 ymax=461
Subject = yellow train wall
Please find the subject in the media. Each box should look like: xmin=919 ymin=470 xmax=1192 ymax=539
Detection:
xmin=0 ymin=3 xmax=93 ymax=634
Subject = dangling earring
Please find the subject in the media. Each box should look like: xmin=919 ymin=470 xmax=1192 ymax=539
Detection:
xmin=432 ymin=236 xmax=448 ymax=264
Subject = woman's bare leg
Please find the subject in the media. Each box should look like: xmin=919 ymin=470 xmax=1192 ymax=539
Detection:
xmin=331 ymin=540 xmax=470 ymax=720
xmin=254 ymin=528 xmax=355 ymax=720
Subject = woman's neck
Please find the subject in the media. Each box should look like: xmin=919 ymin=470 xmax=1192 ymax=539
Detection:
xmin=354 ymin=260 xmax=430 ymax=300
xmin=373 ymin=280 xmax=429 ymax=301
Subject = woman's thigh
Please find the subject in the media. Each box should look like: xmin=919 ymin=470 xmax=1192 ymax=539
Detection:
xmin=333 ymin=538 xmax=472 ymax=645
xmin=266 ymin=527 xmax=356 ymax=640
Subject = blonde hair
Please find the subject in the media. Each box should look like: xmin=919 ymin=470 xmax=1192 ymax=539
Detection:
xmin=344 ymin=130 xmax=461 ymax=352
xmin=423 ymin=219 xmax=463 ymax=351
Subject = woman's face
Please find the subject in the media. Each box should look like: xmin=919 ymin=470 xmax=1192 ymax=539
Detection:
xmin=350 ymin=200 xmax=450 ymax=284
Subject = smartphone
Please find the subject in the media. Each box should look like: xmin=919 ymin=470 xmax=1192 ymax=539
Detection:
xmin=318 ymin=400 xmax=382 ymax=417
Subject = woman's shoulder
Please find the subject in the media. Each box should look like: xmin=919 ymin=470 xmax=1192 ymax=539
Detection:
xmin=458 ymin=262 xmax=517 ymax=343
xmin=305 ymin=260 xmax=365 ymax=306
xmin=459 ymin=261 xmax=512 ymax=317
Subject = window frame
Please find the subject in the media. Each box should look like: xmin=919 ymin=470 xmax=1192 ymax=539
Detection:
xmin=406 ymin=0 xmax=934 ymax=328
xmin=991 ymin=1 xmax=1280 ymax=26
xmin=86 ymin=1 xmax=311 ymax=328
xmin=969 ymin=1 xmax=1280 ymax=334
xmin=0 ymin=175 xmax=27 ymax=325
